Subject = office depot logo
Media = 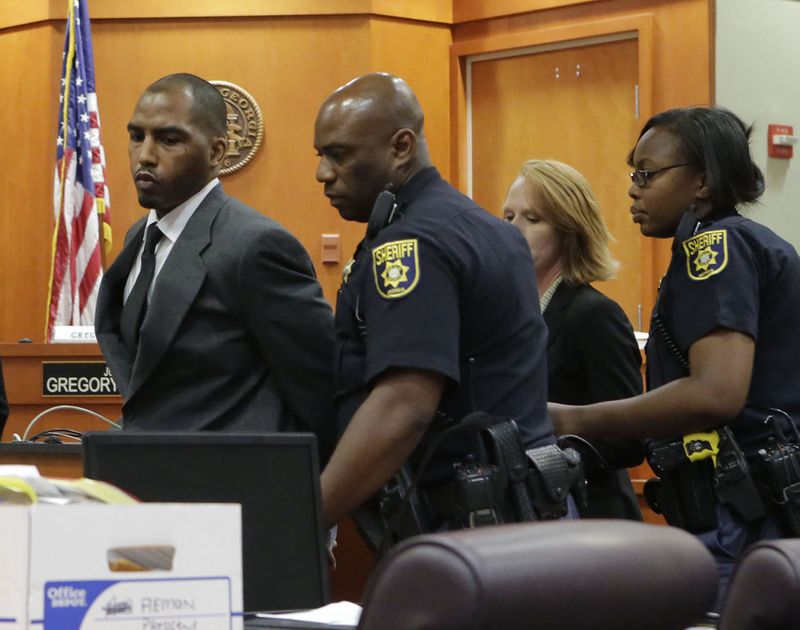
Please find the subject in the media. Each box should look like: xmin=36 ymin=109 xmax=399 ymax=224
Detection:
xmin=46 ymin=585 xmax=87 ymax=608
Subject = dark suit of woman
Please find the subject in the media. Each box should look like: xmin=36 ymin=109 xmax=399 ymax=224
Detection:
xmin=544 ymin=282 xmax=644 ymax=519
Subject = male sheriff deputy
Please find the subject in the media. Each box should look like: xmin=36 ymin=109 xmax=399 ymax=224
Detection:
xmin=313 ymin=72 xmax=560 ymax=541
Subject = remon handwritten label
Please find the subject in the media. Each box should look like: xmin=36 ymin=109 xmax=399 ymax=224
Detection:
xmin=43 ymin=577 xmax=232 ymax=629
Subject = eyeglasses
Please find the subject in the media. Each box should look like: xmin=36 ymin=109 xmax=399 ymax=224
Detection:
xmin=629 ymin=163 xmax=693 ymax=187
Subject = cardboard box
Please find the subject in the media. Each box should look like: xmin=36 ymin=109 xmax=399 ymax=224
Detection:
xmin=0 ymin=503 xmax=242 ymax=629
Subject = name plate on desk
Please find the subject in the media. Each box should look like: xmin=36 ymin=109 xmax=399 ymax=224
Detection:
xmin=42 ymin=362 xmax=120 ymax=397
xmin=51 ymin=325 xmax=96 ymax=343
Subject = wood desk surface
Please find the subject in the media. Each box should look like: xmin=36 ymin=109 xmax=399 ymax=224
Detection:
xmin=0 ymin=442 xmax=83 ymax=478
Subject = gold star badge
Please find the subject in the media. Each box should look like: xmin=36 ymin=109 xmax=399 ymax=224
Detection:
xmin=693 ymin=246 xmax=718 ymax=273
xmin=381 ymin=259 xmax=409 ymax=288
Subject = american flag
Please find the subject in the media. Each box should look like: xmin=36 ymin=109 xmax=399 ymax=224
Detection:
xmin=46 ymin=0 xmax=111 ymax=341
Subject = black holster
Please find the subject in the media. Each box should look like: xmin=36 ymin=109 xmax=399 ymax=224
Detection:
xmin=645 ymin=426 xmax=764 ymax=534
xmin=644 ymin=456 xmax=718 ymax=533
xmin=715 ymin=426 xmax=765 ymax=523
xmin=756 ymin=441 xmax=800 ymax=536
xmin=472 ymin=420 xmax=585 ymax=525
xmin=352 ymin=465 xmax=432 ymax=555
xmin=360 ymin=416 xmax=586 ymax=554
xmin=421 ymin=417 xmax=586 ymax=530
xmin=525 ymin=444 xmax=586 ymax=519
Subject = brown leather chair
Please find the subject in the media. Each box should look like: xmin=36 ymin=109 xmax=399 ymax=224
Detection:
xmin=356 ymin=520 xmax=717 ymax=630
xmin=719 ymin=538 xmax=800 ymax=630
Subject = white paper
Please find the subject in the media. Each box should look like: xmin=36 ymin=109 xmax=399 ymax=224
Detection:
xmin=0 ymin=465 xmax=40 ymax=478
xmin=256 ymin=601 xmax=362 ymax=625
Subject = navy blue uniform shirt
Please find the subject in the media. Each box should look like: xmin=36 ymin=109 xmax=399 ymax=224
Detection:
xmin=646 ymin=210 xmax=800 ymax=451
xmin=334 ymin=167 xmax=555 ymax=481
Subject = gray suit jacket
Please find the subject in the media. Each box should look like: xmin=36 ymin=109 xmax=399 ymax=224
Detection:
xmin=95 ymin=184 xmax=336 ymax=461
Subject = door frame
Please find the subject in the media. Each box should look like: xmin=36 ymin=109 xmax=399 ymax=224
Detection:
xmin=449 ymin=14 xmax=657 ymax=319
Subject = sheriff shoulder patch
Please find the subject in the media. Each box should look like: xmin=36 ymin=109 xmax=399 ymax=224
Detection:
xmin=372 ymin=238 xmax=420 ymax=299
xmin=682 ymin=229 xmax=728 ymax=281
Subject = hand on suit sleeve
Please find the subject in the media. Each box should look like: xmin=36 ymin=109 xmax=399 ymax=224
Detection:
xmin=240 ymin=227 xmax=337 ymax=464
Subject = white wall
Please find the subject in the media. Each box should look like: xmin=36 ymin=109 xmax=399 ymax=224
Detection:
xmin=716 ymin=0 xmax=800 ymax=250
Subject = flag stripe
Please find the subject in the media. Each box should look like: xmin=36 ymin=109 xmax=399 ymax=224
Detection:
xmin=45 ymin=0 xmax=111 ymax=341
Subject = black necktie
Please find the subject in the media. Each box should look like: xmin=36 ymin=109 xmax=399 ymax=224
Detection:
xmin=120 ymin=223 xmax=163 ymax=356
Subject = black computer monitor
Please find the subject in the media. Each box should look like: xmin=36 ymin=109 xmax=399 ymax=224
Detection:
xmin=82 ymin=432 xmax=330 ymax=612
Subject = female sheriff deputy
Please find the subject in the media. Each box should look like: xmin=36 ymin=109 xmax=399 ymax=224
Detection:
xmin=549 ymin=106 xmax=800 ymax=610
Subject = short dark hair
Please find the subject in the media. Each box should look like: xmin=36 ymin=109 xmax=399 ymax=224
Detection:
xmin=146 ymin=73 xmax=227 ymax=137
xmin=632 ymin=107 xmax=765 ymax=211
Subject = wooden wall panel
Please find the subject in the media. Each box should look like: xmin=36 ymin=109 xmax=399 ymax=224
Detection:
xmin=369 ymin=19 xmax=453 ymax=182
xmin=0 ymin=24 xmax=60 ymax=344
xmin=454 ymin=0 xmax=604 ymax=22
xmin=0 ymin=0 xmax=712 ymax=340
xmin=452 ymin=0 xmax=713 ymax=300
xmin=89 ymin=16 xmax=373 ymax=308
xmin=0 ymin=1 xmax=51 ymax=30
xmin=470 ymin=39 xmax=644 ymax=327
xmin=0 ymin=0 xmax=452 ymax=30
xmin=313 ymin=17 xmax=453 ymax=294
xmin=0 ymin=12 xmax=454 ymax=342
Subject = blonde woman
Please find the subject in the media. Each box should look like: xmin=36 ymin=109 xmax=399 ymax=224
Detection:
xmin=503 ymin=159 xmax=643 ymax=519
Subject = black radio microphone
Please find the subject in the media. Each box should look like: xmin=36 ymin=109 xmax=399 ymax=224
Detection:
xmin=366 ymin=186 xmax=398 ymax=241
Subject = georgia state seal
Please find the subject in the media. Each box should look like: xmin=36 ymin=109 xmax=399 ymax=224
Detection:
xmin=210 ymin=81 xmax=264 ymax=176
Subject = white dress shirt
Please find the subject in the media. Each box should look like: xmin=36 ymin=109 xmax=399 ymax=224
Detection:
xmin=123 ymin=178 xmax=219 ymax=304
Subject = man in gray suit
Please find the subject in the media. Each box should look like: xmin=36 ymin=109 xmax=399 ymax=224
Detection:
xmin=95 ymin=74 xmax=335 ymax=462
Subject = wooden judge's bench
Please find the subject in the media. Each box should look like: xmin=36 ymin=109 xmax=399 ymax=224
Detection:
xmin=0 ymin=342 xmax=121 ymax=447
